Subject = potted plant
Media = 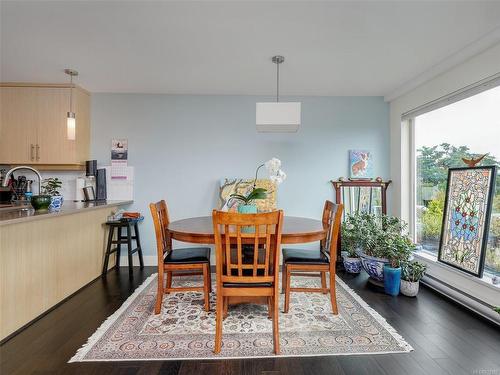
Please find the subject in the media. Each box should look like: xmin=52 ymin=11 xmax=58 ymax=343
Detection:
xmin=229 ymin=157 xmax=286 ymax=214
xmin=42 ymin=177 xmax=63 ymax=210
xmin=400 ymin=261 xmax=427 ymax=297
xmin=383 ymin=233 xmax=414 ymax=296
xmin=341 ymin=217 xmax=362 ymax=274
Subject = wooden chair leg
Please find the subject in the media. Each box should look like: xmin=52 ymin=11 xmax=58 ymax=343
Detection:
xmin=214 ymin=292 xmax=224 ymax=354
xmin=203 ymin=265 xmax=210 ymax=312
xmin=284 ymin=267 xmax=291 ymax=313
xmin=166 ymin=271 xmax=172 ymax=293
xmin=321 ymin=271 xmax=328 ymax=294
xmin=223 ymin=296 xmax=228 ymax=319
xmin=208 ymin=265 xmax=212 ymax=293
xmin=329 ymin=270 xmax=338 ymax=315
xmin=281 ymin=264 xmax=286 ymax=294
xmin=272 ymin=293 xmax=280 ymax=354
xmin=154 ymin=271 xmax=164 ymax=314
xmin=267 ymin=297 xmax=273 ymax=319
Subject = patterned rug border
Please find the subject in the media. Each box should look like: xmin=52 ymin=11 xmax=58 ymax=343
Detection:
xmin=69 ymin=273 xmax=413 ymax=363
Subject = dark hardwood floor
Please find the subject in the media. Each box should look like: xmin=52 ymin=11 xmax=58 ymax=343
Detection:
xmin=1 ymin=266 xmax=499 ymax=375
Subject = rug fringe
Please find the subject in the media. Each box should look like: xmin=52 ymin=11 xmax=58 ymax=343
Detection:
xmin=68 ymin=273 xmax=157 ymax=363
xmin=335 ymin=278 xmax=414 ymax=353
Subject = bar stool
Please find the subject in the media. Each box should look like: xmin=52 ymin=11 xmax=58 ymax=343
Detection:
xmin=102 ymin=217 xmax=144 ymax=276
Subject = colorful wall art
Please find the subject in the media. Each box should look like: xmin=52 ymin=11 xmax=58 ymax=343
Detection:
xmin=438 ymin=166 xmax=496 ymax=277
xmin=349 ymin=150 xmax=373 ymax=179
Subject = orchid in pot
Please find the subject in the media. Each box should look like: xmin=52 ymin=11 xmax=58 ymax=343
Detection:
xmin=229 ymin=158 xmax=286 ymax=214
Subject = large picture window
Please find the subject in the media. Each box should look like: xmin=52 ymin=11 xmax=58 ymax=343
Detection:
xmin=412 ymin=85 xmax=500 ymax=282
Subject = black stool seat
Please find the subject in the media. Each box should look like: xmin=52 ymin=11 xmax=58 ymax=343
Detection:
xmin=102 ymin=218 xmax=144 ymax=277
xmin=282 ymin=248 xmax=329 ymax=265
xmin=165 ymin=247 xmax=210 ymax=264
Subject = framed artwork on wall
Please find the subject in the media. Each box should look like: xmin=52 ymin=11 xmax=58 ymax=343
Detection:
xmin=438 ymin=166 xmax=497 ymax=277
xmin=349 ymin=150 xmax=373 ymax=179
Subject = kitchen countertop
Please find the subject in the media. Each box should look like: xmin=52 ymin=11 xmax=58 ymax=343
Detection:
xmin=0 ymin=200 xmax=133 ymax=226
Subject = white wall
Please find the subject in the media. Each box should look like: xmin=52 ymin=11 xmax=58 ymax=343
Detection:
xmin=389 ymin=42 xmax=500 ymax=315
xmin=91 ymin=94 xmax=389 ymax=262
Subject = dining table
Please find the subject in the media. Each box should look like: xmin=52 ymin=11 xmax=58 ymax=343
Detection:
xmin=168 ymin=215 xmax=328 ymax=306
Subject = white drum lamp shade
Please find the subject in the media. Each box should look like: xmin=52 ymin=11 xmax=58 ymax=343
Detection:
xmin=256 ymin=102 xmax=301 ymax=133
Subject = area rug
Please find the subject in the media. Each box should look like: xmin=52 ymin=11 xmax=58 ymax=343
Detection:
xmin=69 ymin=274 xmax=412 ymax=362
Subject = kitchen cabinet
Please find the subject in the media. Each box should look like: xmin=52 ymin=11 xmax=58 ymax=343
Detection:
xmin=0 ymin=83 xmax=90 ymax=168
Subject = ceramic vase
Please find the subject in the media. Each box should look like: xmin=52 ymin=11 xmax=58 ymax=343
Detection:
xmin=49 ymin=195 xmax=64 ymax=211
xmin=400 ymin=280 xmax=420 ymax=297
xmin=343 ymin=257 xmax=362 ymax=274
xmin=383 ymin=265 xmax=401 ymax=296
xmin=359 ymin=252 xmax=390 ymax=282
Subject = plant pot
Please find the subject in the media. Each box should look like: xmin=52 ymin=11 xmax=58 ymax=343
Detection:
xmin=237 ymin=204 xmax=257 ymax=233
xmin=49 ymin=195 xmax=64 ymax=211
xmin=30 ymin=195 xmax=52 ymax=211
xmin=383 ymin=265 xmax=401 ymax=296
xmin=343 ymin=257 xmax=362 ymax=274
xmin=359 ymin=252 xmax=390 ymax=282
xmin=400 ymin=279 xmax=420 ymax=297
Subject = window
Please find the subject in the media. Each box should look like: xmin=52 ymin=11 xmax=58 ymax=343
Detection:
xmin=412 ymin=84 xmax=500 ymax=282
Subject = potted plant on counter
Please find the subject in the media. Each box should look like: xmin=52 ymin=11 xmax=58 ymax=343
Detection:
xmin=382 ymin=233 xmax=414 ymax=296
xmin=341 ymin=215 xmax=362 ymax=274
xmin=400 ymin=261 xmax=427 ymax=297
xmin=42 ymin=177 xmax=63 ymax=211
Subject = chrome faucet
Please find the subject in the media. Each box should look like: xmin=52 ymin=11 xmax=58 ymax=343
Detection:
xmin=1 ymin=166 xmax=43 ymax=195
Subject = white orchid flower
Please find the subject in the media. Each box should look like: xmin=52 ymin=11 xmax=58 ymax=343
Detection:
xmin=265 ymin=158 xmax=281 ymax=175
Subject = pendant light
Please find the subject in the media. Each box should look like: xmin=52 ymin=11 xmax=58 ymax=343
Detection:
xmin=256 ymin=55 xmax=301 ymax=133
xmin=65 ymin=69 xmax=78 ymax=140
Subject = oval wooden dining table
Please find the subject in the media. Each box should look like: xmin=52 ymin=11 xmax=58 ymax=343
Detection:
xmin=167 ymin=215 xmax=327 ymax=244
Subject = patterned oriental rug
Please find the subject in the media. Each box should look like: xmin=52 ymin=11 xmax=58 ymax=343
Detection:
xmin=70 ymin=274 xmax=412 ymax=362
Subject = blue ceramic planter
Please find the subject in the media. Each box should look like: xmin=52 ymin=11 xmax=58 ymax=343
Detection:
xmin=49 ymin=195 xmax=64 ymax=211
xmin=383 ymin=265 xmax=401 ymax=296
xmin=359 ymin=252 xmax=390 ymax=281
xmin=237 ymin=204 xmax=257 ymax=233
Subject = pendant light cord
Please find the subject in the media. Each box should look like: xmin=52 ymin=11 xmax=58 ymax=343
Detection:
xmin=69 ymin=74 xmax=73 ymax=112
xmin=276 ymin=61 xmax=280 ymax=103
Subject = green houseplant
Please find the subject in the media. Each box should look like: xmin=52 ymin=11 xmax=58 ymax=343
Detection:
xmin=400 ymin=261 xmax=427 ymax=297
xmin=42 ymin=177 xmax=64 ymax=210
xmin=341 ymin=216 xmax=362 ymax=274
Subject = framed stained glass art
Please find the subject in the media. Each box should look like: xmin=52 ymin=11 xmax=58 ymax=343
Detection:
xmin=438 ymin=166 xmax=497 ymax=277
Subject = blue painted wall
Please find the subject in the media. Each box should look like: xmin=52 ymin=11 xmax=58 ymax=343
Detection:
xmin=91 ymin=94 xmax=389 ymax=260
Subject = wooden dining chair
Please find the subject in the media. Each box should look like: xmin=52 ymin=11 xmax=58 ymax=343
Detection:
xmin=149 ymin=200 xmax=211 ymax=315
xmin=282 ymin=201 xmax=343 ymax=314
xmin=212 ymin=209 xmax=284 ymax=354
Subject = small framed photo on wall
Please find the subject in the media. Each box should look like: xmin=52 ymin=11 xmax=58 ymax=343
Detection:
xmin=438 ymin=166 xmax=496 ymax=277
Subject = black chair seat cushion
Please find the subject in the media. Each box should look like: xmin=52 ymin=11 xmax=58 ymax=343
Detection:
xmin=223 ymin=282 xmax=272 ymax=288
xmin=282 ymin=248 xmax=329 ymax=265
xmin=165 ymin=247 xmax=210 ymax=264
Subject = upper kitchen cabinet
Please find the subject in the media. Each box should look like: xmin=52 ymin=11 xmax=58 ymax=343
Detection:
xmin=0 ymin=83 xmax=90 ymax=168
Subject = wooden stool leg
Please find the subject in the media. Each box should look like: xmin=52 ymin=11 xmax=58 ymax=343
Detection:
xmin=102 ymin=226 xmax=114 ymax=276
xmin=203 ymin=264 xmax=210 ymax=312
xmin=155 ymin=270 xmax=164 ymax=314
xmin=284 ymin=266 xmax=291 ymax=313
xmin=126 ymin=224 xmax=134 ymax=276
xmin=272 ymin=293 xmax=280 ymax=354
xmin=134 ymin=223 xmax=144 ymax=269
xmin=116 ymin=227 xmax=122 ymax=268
xmin=321 ymin=271 xmax=328 ymax=294
xmin=214 ymin=292 xmax=224 ymax=354
xmin=329 ymin=270 xmax=338 ymax=315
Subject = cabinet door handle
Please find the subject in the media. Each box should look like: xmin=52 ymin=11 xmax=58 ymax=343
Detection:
xmin=36 ymin=144 xmax=40 ymax=161
xmin=30 ymin=144 xmax=35 ymax=161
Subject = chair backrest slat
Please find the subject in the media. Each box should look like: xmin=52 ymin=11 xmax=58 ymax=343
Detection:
xmin=321 ymin=201 xmax=343 ymax=264
xmin=212 ymin=210 xmax=283 ymax=284
xmin=149 ymin=200 xmax=172 ymax=264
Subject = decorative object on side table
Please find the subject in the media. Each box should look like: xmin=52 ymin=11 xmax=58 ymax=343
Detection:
xmin=438 ymin=166 xmax=496 ymax=278
xmin=349 ymin=150 xmax=373 ymax=179
xmin=400 ymin=261 xmax=427 ymax=297
xmin=42 ymin=177 xmax=64 ymax=211
xmin=30 ymin=195 xmax=52 ymax=211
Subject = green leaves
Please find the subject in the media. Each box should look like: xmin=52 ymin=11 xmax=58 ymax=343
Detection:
xmin=230 ymin=187 xmax=268 ymax=205
xmin=402 ymin=261 xmax=427 ymax=282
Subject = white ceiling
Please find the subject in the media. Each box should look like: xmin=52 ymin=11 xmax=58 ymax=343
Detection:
xmin=1 ymin=1 xmax=500 ymax=97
